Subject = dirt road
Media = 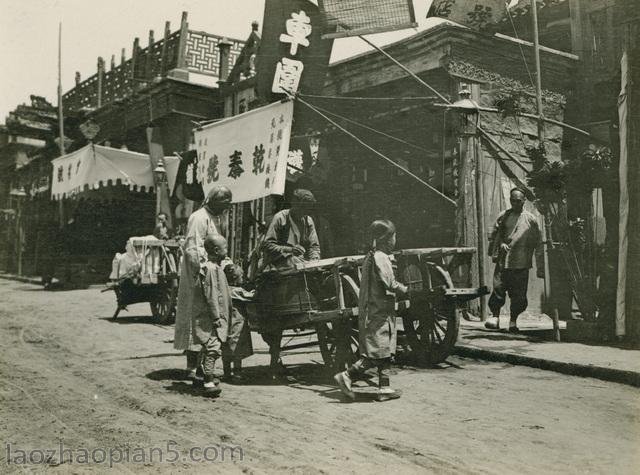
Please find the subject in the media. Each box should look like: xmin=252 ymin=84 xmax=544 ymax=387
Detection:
xmin=1 ymin=279 xmax=638 ymax=473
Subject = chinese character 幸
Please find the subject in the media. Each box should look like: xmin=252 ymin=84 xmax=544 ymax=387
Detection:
xmin=279 ymin=10 xmax=311 ymax=56
xmin=228 ymin=150 xmax=244 ymax=179
xmin=272 ymin=57 xmax=304 ymax=94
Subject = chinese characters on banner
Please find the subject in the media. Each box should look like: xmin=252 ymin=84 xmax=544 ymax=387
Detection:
xmin=256 ymin=0 xmax=333 ymax=102
xmin=272 ymin=9 xmax=312 ymax=94
xmin=427 ymin=0 xmax=525 ymax=31
xmin=193 ymin=100 xmax=294 ymax=203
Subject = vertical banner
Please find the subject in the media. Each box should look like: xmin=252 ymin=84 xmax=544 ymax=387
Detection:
xmin=256 ymin=0 xmax=334 ymax=102
xmin=194 ymin=101 xmax=294 ymax=203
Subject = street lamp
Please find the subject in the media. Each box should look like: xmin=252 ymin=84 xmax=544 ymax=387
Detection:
xmin=153 ymin=157 xmax=167 ymax=217
xmin=9 ymin=187 xmax=27 ymax=276
xmin=451 ymin=86 xmax=480 ymax=136
xmin=435 ymin=85 xmax=485 ymax=319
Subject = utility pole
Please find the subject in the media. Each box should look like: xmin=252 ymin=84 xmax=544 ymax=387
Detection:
xmin=58 ymin=22 xmax=66 ymax=231
xmin=531 ymin=0 xmax=560 ymax=341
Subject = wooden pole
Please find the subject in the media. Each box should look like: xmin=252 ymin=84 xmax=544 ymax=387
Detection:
xmin=474 ymin=134 xmax=487 ymax=320
xmin=57 ymin=23 xmax=65 ymax=231
xmin=531 ymin=0 xmax=560 ymax=341
xmin=57 ymin=23 xmax=65 ymax=156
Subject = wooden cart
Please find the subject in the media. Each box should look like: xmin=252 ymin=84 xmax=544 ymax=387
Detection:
xmin=106 ymin=238 xmax=181 ymax=324
xmin=248 ymin=247 xmax=487 ymax=370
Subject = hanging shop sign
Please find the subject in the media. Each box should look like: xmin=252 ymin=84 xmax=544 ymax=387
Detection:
xmin=193 ymin=100 xmax=294 ymax=203
xmin=318 ymin=0 xmax=417 ymax=39
xmin=256 ymin=0 xmax=334 ymax=102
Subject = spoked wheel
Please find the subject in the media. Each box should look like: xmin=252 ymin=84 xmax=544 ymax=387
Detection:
xmin=150 ymin=279 xmax=178 ymax=325
xmin=315 ymin=274 xmax=360 ymax=372
xmin=401 ymin=263 xmax=460 ymax=365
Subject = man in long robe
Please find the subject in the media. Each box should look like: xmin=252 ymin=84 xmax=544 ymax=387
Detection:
xmin=259 ymin=189 xmax=321 ymax=380
xmin=485 ymin=188 xmax=541 ymax=332
xmin=174 ymin=186 xmax=232 ymax=379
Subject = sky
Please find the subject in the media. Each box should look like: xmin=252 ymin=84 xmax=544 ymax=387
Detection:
xmin=0 ymin=0 xmax=436 ymax=120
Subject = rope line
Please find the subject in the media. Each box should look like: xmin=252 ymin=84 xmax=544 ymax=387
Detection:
xmin=290 ymin=92 xmax=457 ymax=207
xmin=306 ymin=100 xmax=432 ymax=153
xmin=298 ymin=93 xmax=439 ymax=101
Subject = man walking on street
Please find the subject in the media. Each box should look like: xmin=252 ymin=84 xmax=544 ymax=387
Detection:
xmin=485 ymin=188 xmax=541 ymax=332
xmin=174 ymin=186 xmax=232 ymax=381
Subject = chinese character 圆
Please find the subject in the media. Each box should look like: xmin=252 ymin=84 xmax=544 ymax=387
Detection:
xmin=228 ymin=150 xmax=244 ymax=179
xmin=272 ymin=57 xmax=304 ymax=94
xmin=279 ymin=10 xmax=311 ymax=56
xmin=207 ymin=154 xmax=220 ymax=183
xmin=252 ymin=144 xmax=265 ymax=175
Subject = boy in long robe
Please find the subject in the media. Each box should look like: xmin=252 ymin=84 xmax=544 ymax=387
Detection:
xmin=334 ymin=220 xmax=407 ymax=402
xmin=191 ymin=234 xmax=232 ymax=396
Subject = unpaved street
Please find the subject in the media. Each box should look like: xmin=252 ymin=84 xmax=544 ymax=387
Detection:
xmin=1 ymin=279 xmax=638 ymax=474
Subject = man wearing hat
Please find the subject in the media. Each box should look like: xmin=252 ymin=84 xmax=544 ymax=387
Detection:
xmin=174 ymin=185 xmax=233 ymax=381
xmin=260 ymin=188 xmax=321 ymax=380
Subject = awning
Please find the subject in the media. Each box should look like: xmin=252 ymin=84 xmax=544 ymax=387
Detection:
xmin=50 ymin=144 xmax=179 ymax=200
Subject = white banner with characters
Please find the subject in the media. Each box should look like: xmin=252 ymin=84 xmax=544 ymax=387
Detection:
xmin=194 ymin=100 xmax=294 ymax=203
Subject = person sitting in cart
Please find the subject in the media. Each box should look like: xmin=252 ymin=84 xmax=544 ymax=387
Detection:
xmin=174 ymin=186 xmax=232 ymax=382
xmin=222 ymin=263 xmax=255 ymax=383
xmin=260 ymin=188 xmax=321 ymax=381
xmin=334 ymin=219 xmax=408 ymax=402
xmin=153 ymin=212 xmax=171 ymax=240
xmin=191 ymin=233 xmax=233 ymax=397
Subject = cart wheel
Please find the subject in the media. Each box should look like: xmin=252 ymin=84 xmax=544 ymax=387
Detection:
xmin=150 ymin=280 xmax=178 ymax=325
xmin=315 ymin=274 xmax=360 ymax=371
xmin=402 ymin=264 xmax=460 ymax=365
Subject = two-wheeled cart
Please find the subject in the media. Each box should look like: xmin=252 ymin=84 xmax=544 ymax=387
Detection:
xmin=106 ymin=238 xmax=181 ymax=324
xmin=247 ymin=247 xmax=487 ymax=370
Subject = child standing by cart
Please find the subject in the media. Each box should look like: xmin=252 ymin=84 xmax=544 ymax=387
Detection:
xmin=334 ymin=220 xmax=408 ymax=402
xmin=191 ymin=234 xmax=232 ymax=397
xmin=222 ymin=263 xmax=254 ymax=382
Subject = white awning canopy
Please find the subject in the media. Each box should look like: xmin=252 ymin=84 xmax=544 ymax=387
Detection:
xmin=50 ymin=144 xmax=179 ymax=200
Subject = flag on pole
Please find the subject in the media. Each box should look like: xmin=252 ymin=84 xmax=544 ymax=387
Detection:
xmin=318 ymin=0 xmax=417 ymax=39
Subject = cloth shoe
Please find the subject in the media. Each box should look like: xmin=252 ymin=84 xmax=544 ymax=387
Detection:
xmin=484 ymin=317 xmax=500 ymax=330
xmin=508 ymin=321 xmax=519 ymax=333
xmin=203 ymin=376 xmax=222 ymax=397
xmin=334 ymin=371 xmax=355 ymax=400
xmin=376 ymin=387 xmax=401 ymax=402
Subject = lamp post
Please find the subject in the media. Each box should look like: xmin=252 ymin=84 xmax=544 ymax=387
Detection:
xmin=436 ymin=85 xmax=486 ymax=319
xmin=153 ymin=157 xmax=167 ymax=218
xmin=10 ymin=187 xmax=27 ymax=276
